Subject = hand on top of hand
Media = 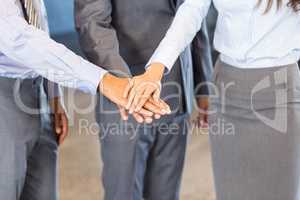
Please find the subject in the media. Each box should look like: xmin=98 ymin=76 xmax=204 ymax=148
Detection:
xmin=123 ymin=63 xmax=166 ymax=114
xmin=99 ymin=66 xmax=170 ymax=124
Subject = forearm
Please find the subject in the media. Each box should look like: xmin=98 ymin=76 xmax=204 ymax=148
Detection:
xmin=192 ymin=20 xmax=214 ymax=96
xmin=147 ymin=0 xmax=212 ymax=71
xmin=0 ymin=16 xmax=107 ymax=94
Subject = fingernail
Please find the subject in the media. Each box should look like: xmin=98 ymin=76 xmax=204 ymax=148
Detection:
xmin=146 ymin=118 xmax=153 ymax=124
xmin=161 ymin=109 xmax=167 ymax=114
xmin=167 ymin=108 xmax=172 ymax=114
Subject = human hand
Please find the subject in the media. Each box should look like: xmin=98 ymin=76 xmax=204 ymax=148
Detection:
xmin=49 ymin=97 xmax=69 ymax=145
xmin=123 ymin=63 xmax=166 ymax=113
xmin=99 ymin=73 xmax=170 ymax=119
xmin=194 ymin=96 xmax=209 ymax=128
xmin=117 ymin=97 xmax=168 ymax=124
xmin=118 ymin=105 xmax=154 ymax=124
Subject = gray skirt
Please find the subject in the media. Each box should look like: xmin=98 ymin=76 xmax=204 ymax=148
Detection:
xmin=209 ymin=60 xmax=300 ymax=200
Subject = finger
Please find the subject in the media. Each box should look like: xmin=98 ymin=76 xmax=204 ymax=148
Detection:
xmin=61 ymin=114 xmax=68 ymax=135
xmin=154 ymin=114 xmax=161 ymax=119
xmin=126 ymin=87 xmax=137 ymax=110
xmin=147 ymin=99 xmax=169 ymax=115
xmin=204 ymin=113 xmax=208 ymax=124
xmin=118 ymin=106 xmax=129 ymax=121
xmin=144 ymin=116 xmax=153 ymax=124
xmin=59 ymin=114 xmax=69 ymax=145
xmin=54 ymin=114 xmax=61 ymax=134
xmin=159 ymin=99 xmax=171 ymax=114
xmin=148 ymin=97 xmax=164 ymax=108
xmin=123 ymin=78 xmax=134 ymax=98
xmin=135 ymin=88 xmax=153 ymax=112
xmin=132 ymin=113 xmax=144 ymax=123
xmin=139 ymin=108 xmax=154 ymax=117
xmin=144 ymin=101 xmax=166 ymax=115
xmin=129 ymin=89 xmax=145 ymax=114
xmin=203 ymin=113 xmax=209 ymax=128
xmin=152 ymin=83 xmax=161 ymax=102
xmin=196 ymin=115 xmax=202 ymax=128
xmin=131 ymin=89 xmax=147 ymax=111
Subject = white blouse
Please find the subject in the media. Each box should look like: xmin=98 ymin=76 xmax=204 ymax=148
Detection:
xmin=148 ymin=0 xmax=300 ymax=69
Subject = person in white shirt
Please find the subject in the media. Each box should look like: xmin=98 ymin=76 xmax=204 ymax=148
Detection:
xmin=0 ymin=0 xmax=170 ymax=199
xmin=124 ymin=0 xmax=300 ymax=199
xmin=0 ymin=0 xmax=169 ymax=116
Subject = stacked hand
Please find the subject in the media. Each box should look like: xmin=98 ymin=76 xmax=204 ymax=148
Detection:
xmin=99 ymin=67 xmax=169 ymax=123
xmin=99 ymin=62 xmax=209 ymax=124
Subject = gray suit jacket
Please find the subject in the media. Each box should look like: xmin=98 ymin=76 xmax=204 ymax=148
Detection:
xmin=75 ymin=0 xmax=213 ymax=114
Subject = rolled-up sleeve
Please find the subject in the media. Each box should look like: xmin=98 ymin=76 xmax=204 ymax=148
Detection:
xmin=0 ymin=13 xmax=107 ymax=94
xmin=147 ymin=0 xmax=212 ymax=71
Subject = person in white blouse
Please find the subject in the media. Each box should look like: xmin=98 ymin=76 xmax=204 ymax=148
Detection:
xmin=124 ymin=0 xmax=300 ymax=199
xmin=0 ymin=0 xmax=169 ymax=116
xmin=0 ymin=0 xmax=170 ymax=199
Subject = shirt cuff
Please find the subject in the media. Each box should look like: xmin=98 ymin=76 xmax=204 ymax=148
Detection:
xmin=146 ymin=44 xmax=180 ymax=73
xmin=75 ymin=63 xmax=108 ymax=95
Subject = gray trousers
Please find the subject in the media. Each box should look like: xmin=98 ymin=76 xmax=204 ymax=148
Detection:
xmin=96 ymin=100 xmax=188 ymax=200
xmin=96 ymin=61 xmax=188 ymax=200
xmin=0 ymin=77 xmax=58 ymax=200
xmin=209 ymin=60 xmax=300 ymax=200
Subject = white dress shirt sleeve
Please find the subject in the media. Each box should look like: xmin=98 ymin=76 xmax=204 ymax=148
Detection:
xmin=0 ymin=4 xmax=108 ymax=94
xmin=147 ymin=0 xmax=212 ymax=71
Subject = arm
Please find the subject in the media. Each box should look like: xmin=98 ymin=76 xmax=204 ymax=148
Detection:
xmin=74 ymin=0 xmax=131 ymax=76
xmin=148 ymin=0 xmax=212 ymax=71
xmin=191 ymin=19 xmax=213 ymax=128
xmin=125 ymin=0 xmax=212 ymax=112
xmin=0 ymin=0 xmax=169 ymax=121
xmin=0 ymin=1 xmax=107 ymax=94
xmin=191 ymin=19 xmax=213 ymax=96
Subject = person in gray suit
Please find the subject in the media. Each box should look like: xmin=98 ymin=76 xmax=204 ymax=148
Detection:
xmin=0 ymin=0 xmax=68 ymax=199
xmin=75 ymin=0 xmax=213 ymax=199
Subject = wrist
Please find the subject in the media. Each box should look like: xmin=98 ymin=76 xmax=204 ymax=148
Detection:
xmin=99 ymin=73 xmax=113 ymax=94
xmin=146 ymin=63 xmax=165 ymax=81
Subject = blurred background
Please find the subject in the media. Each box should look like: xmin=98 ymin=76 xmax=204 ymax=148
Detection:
xmin=44 ymin=0 xmax=215 ymax=199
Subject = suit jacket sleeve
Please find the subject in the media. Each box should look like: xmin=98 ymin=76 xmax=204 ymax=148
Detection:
xmin=74 ymin=0 xmax=131 ymax=77
xmin=191 ymin=18 xmax=213 ymax=96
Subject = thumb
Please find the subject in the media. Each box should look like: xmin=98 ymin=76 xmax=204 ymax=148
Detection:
xmin=118 ymin=105 xmax=129 ymax=121
xmin=152 ymin=86 xmax=161 ymax=102
xmin=54 ymin=114 xmax=61 ymax=134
